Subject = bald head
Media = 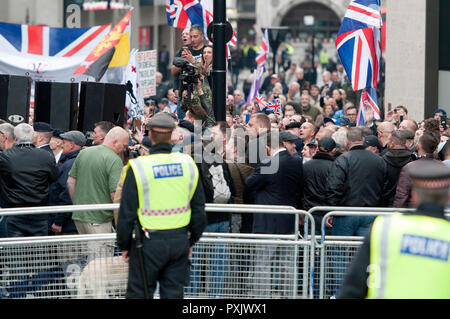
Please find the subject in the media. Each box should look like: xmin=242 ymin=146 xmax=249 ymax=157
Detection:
xmin=377 ymin=121 xmax=395 ymax=147
xmin=378 ymin=121 xmax=395 ymax=132
xmin=399 ymin=119 xmax=418 ymax=133
xmin=103 ymin=127 xmax=129 ymax=155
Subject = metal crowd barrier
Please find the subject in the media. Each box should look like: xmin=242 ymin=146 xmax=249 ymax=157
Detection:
xmin=1 ymin=204 xmax=448 ymax=299
xmin=309 ymin=207 xmax=450 ymax=299
xmin=0 ymin=204 xmax=314 ymax=299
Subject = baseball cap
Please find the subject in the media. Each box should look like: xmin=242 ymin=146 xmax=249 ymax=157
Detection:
xmin=434 ymin=108 xmax=447 ymax=117
xmin=339 ymin=117 xmax=350 ymax=126
xmin=363 ymin=135 xmax=382 ymax=151
xmin=323 ymin=117 xmax=336 ymax=125
xmin=60 ymin=130 xmax=86 ymax=147
xmin=318 ymin=137 xmax=336 ymax=152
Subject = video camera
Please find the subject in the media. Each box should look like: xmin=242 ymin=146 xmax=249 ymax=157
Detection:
xmin=173 ymin=57 xmax=201 ymax=105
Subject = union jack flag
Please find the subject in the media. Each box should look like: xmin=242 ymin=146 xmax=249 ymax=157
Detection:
xmin=335 ymin=0 xmax=382 ymax=92
xmin=256 ymin=29 xmax=269 ymax=69
xmin=165 ymin=0 xmax=204 ymax=30
xmin=0 ymin=22 xmax=110 ymax=57
xmin=357 ymin=87 xmax=380 ymax=126
xmin=166 ymin=0 xmax=237 ymax=59
xmin=267 ymin=99 xmax=282 ymax=114
xmin=254 ymin=92 xmax=269 ymax=112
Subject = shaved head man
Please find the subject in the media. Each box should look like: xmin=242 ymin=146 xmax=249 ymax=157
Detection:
xmin=377 ymin=121 xmax=395 ymax=151
xmin=67 ymin=126 xmax=129 ymax=235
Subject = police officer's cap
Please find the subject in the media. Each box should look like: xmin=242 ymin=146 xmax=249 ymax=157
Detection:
xmin=408 ymin=160 xmax=450 ymax=189
xmin=148 ymin=112 xmax=176 ymax=132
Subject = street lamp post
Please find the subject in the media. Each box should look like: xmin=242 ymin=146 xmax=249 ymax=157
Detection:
xmin=304 ymin=15 xmax=315 ymax=70
xmin=265 ymin=27 xmax=289 ymax=74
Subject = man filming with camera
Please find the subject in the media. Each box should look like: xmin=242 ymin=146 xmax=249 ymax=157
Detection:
xmin=172 ymin=25 xmax=205 ymax=120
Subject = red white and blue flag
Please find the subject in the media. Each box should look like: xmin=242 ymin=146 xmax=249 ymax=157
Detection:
xmin=166 ymin=0 xmax=237 ymax=59
xmin=256 ymin=28 xmax=269 ymax=69
xmin=0 ymin=21 xmax=111 ymax=81
xmin=0 ymin=22 xmax=110 ymax=57
xmin=267 ymin=99 xmax=282 ymax=114
xmin=357 ymin=87 xmax=380 ymax=126
xmin=165 ymin=0 xmax=204 ymax=30
xmin=335 ymin=0 xmax=382 ymax=92
xmin=254 ymin=92 xmax=269 ymax=112
xmin=246 ymin=29 xmax=270 ymax=105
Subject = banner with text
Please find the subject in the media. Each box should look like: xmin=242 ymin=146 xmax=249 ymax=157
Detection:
xmin=136 ymin=50 xmax=157 ymax=98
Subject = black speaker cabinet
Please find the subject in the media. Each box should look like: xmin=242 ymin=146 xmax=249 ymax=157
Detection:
xmin=0 ymin=74 xmax=31 ymax=124
xmin=34 ymin=81 xmax=79 ymax=131
xmin=78 ymin=82 xmax=126 ymax=132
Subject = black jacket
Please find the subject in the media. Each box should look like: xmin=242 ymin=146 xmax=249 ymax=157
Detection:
xmin=246 ymin=150 xmax=303 ymax=234
xmin=382 ymin=148 xmax=413 ymax=207
xmin=0 ymin=143 xmax=59 ymax=209
xmin=116 ymin=143 xmax=207 ymax=249
xmin=338 ymin=202 xmax=448 ymax=299
xmin=327 ymin=145 xmax=389 ymax=207
xmin=48 ymin=149 xmax=81 ymax=233
xmin=197 ymin=158 xmax=236 ymax=225
xmin=302 ymin=152 xmax=335 ymax=212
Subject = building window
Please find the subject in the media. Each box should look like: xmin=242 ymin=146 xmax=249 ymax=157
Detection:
xmin=237 ymin=0 xmax=256 ymax=13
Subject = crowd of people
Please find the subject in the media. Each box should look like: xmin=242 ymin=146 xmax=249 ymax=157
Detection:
xmin=0 ymin=24 xmax=449 ymax=298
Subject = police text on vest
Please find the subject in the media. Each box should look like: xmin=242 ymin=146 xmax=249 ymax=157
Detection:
xmin=152 ymin=163 xmax=183 ymax=179
xmin=401 ymin=234 xmax=449 ymax=261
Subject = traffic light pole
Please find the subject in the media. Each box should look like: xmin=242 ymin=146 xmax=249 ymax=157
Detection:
xmin=212 ymin=0 xmax=227 ymax=122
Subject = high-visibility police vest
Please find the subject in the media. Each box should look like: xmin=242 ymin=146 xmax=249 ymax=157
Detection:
xmin=366 ymin=214 xmax=450 ymax=299
xmin=285 ymin=44 xmax=294 ymax=55
xmin=127 ymin=152 xmax=199 ymax=230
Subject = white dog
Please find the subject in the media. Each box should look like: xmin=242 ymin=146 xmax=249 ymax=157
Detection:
xmin=77 ymin=256 xmax=128 ymax=299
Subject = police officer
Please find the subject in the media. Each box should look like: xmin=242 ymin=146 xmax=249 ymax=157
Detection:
xmin=117 ymin=112 xmax=206 ymax=299
xmin=338 ymin=160 xmax=450 ymax=299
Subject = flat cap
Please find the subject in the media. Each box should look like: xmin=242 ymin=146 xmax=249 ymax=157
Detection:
xmin=178 ymin=119 xmax=195 ymax=133
xmin=52 ymin=129 xmax=65 ymax=139
xmin=399 ymin=129 xmax=415 ymax=140
xmin=280 ymin=131 xmax=299 ymax=142
xmin=364 ymin=135 xmax=382 ymax=151
xmin=408 ymin=160 xmax=450 ymax=189
xmin=318 ymin=137 xmax=336 ymax=152
xmin=33 ymin=122 xmax=53 ymax=132
xmin=60 ymin=130 xmax=86 ymax=147
xmin=285 ymin=122 xmax=302 ymax=129
xmin=148 ymin=112 xmax=176 ymax=132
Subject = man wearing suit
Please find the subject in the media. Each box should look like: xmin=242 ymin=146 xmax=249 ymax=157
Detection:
xmin=320 ymin=70 xmax=337 ymax=98
xmin=245 ymin=130 xmax=303 ymax=297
